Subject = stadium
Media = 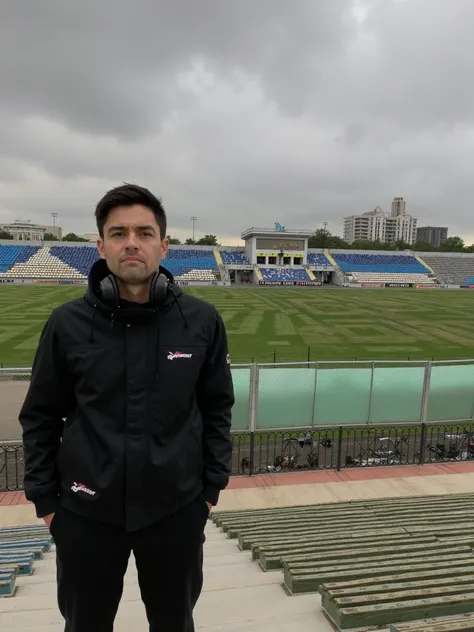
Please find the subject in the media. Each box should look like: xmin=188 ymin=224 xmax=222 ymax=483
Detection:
xmin=3 ymin=225 xmax=474 ymax=631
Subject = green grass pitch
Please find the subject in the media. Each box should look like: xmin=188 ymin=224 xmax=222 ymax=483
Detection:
xmin=0 ymin=285 xmax=474 ymax=367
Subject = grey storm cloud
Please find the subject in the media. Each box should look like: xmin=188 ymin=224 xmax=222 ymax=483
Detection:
xmin=1 ymin=0 xmax=474 ymax=243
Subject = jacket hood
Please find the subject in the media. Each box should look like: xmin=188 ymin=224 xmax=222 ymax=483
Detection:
xmin=84 ymin=258 xmax=182 ymax=313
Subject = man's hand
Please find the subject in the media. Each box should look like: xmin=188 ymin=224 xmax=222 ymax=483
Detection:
xmin=43 ymin=513 xmax=55 ymax=529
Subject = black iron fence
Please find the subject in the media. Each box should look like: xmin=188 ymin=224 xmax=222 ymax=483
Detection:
xmin=2 ymin=423 xmax=474 ymax=491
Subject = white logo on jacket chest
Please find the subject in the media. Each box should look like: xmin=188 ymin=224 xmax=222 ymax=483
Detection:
xmin=167 ymin=351 xmax=193 ymax=360
xmin=71 ymin=482 xmax=96 ymax=496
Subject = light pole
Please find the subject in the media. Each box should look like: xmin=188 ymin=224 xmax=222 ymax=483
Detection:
xmin=50 ymin=213 xmax=58 ymax=240
xmin=190 ymin=216 xmax=197 ymax=242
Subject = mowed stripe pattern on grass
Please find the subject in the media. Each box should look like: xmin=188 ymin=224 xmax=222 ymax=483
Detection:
xmin=1 ymin=286 xmax=474 ymax=366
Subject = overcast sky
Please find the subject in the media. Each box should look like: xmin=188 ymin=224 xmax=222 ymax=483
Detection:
xmin=1 ymin=0 xmax=473 ymax=244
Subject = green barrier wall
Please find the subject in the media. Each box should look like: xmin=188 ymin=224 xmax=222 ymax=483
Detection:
xmin=230 ymin=364 xmax=474 ymax=430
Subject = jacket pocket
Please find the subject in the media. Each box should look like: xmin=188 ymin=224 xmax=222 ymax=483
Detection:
xmin=57 ymin=424 xmax=97 ymax=499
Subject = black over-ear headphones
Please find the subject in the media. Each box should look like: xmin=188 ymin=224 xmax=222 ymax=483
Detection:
xmin=99 ymin=270 xmax=170 ymax=308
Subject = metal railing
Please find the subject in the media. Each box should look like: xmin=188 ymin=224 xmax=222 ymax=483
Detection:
xmin=3 ymin=422 xmax=474 ymax=491
xmin=2 ymin=359 xmax=474 ymax=431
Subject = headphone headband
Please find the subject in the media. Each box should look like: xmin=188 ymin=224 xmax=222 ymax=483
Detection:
xmin=99 ymin=270 xmax=170 ymax=308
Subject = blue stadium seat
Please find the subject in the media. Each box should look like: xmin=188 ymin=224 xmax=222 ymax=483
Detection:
xmin=307 ymin=253 xmax=331 ymax=266
xmin=220 ymin=251 xmax=250 ymax=265
xmin=50 ymin=246 xmax=99 ymax=276
xmin=333 ymin=253 xmax=429 ymax=274
xmin=260 ymin=267 xmax=311 ymax=282
xmin=0 ymin=245 xmax=40 ymax=272
xmin=163 ymin=249 xmax=217 ymax=277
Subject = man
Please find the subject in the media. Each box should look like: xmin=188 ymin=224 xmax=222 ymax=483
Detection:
xmin=19 ymin=184 xmax=234 ymax=632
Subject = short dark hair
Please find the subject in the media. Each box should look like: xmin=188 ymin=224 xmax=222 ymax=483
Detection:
xmin=95 ymin=183 xmax=167 ymax=238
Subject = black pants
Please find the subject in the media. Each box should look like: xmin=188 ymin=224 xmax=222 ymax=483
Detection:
xmin=51 ymin=495 xmax=208 ymax=632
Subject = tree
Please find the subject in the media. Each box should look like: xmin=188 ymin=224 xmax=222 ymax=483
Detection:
xmin=308 ymin=229 xmax=332 ymax=248
xmin=393 ymin=240 xmax=412 ymax=251
xmin=196 ymin=234 xmax=219 ymax=246
xmin=62 ymin=233 xmax=89 ymax=242
xmin=44 ymin=232 xmax=58 ymax=241
xmin=350 ymin=239 xmax=393 ymax=250
xmin=308 ymin=229 xmax=350 ymax=249
xmin=0 ymin=230 xmax=13 ymax=239
xmin=166 ymin=235 xmax=181 ymax=245
xmin=413 ymin=240 xmax=434 ymax=251
xmin=439 ymin=236 xmax=465 ymax=251
xmin=185 ymin=238 xmax=196 ymax=245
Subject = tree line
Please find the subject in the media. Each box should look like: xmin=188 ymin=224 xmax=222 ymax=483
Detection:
xmin=0 ymin=230 xmax=220 ymax=246
xmin=1 ymin=226 xmax=471 ymax=253
xmin=308 ymin=229 xmax=472 ymax=253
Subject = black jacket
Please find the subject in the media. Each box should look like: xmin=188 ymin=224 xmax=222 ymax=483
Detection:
xmin=19 ymin=259 xmax=234 ymax=531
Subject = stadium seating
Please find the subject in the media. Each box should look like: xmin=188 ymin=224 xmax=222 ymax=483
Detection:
xmin=260 ymin=267 xmax=311 ymax=282
xmin=307 ymin=253 xmax=331 ymax=266
xmin=0 ymin=245 xmax=40 ymax=272
xmin=220 ymin=250 xmax=250 ymax=265
xmin=0 ymin=246 xmax=88 ymax=279
xmin=50 ymin=246 xmax=99 ymax=276
xmin=334 ymin=253 xmax=430 ymax=273
xmin=333 ymin=253 xmax=434 ymax=285
xmin=348 ymin=272 xmax=436 ymax=284
xmin=421 ymin=255 xmax=474 ymax=285
xmin=163 ymin=249 xmax=218 ymax=281
xmin=0 ymin=245 xmax=220 ymax=282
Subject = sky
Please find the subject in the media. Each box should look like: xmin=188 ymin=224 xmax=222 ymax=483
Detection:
xmin=1 ymin=0 xmax=474 ymax=245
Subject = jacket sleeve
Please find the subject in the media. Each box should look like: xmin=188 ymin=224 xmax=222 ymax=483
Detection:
xmin=18 ymin=310 xmax=73 ymax=518
xmin=197 ymin=310 xmax=234 ymax=506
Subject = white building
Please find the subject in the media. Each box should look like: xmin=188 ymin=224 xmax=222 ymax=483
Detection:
xmin=343 ymin=199 xmax=417 ymax=246
xmin=43 ymin=225 xmax=63 ymax=239
xmin=0 ymin=220 xmax=46 ymax=241
xmin=343 ymin=207 xmax=386 ymax=243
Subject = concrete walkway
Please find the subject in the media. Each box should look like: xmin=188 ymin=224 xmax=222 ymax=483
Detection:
xmin=0 ymin=521 xmax=330 ymax=632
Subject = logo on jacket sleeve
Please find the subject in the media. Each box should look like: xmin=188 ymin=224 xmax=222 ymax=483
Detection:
xmin=167 ymin=351 xmax=193 ymax=360
xmin=71 ymin=482 xmax=96 ymax=496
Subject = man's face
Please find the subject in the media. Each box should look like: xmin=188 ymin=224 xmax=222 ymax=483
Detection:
xmin=97 ymin=205 xmax=168 ymax=285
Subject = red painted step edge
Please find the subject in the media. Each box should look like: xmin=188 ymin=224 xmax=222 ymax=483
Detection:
xmin=3 ymin=462 xmax=474 ymax=506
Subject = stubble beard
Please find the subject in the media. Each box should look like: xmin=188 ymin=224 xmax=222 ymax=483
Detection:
xmin=117 ymin=266 xmax=152 ymax=285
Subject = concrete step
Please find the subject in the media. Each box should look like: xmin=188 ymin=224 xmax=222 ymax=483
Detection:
xmin=0 ymin=582 xmax=317 ymax=629
xmin=211 ymin=492 xmax=474 ymax=524
xmin=0 ymin=610 xmax=323 ymax=632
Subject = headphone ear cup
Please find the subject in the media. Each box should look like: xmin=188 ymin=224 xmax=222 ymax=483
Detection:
xmin=150 ymin=272 xmax=169 ymax=306
xmin=99 ymin=274 xmax=120 ymax=307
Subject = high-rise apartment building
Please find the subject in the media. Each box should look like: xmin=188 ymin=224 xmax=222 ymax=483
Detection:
xmin=391 ymin=197 xmax=406 ymax=217
xmin=343 ymin=198 xmax=417 ymax=245
xmin=416 ymin=226 xmax=448 ymax=248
